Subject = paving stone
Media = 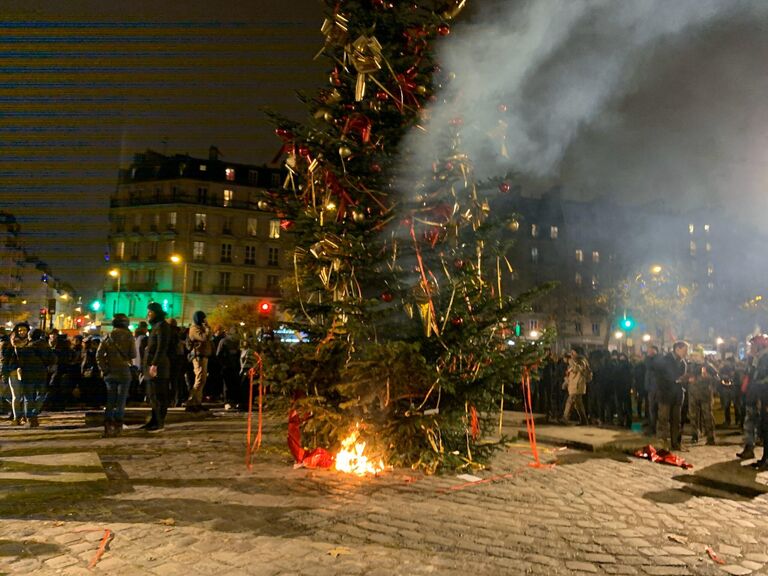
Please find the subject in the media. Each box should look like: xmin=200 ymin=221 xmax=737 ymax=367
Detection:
xmin=741 ymin=560 xmax=762 ymax=571
xmin=663 ymin=546 xmax=696 ymax=556
xmin=719 ymin=566 xmax=752 ymax=575
xmin=744 ymin=553 xmax=768 ymax=563
xmin=566 ymin=561 xmax=598 ymax=573
xmin=641 ymin=567 xmax=691 ymax=575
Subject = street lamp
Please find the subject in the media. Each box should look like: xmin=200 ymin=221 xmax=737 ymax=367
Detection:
xmin=642 ymin=334 xmax=652 ymax=343
xmin=715 ymin=337 xmax=724 ymax=346
xmin=170 ymin=254 xmax=188 ymax=323
xmin=650 ymin=264 xmax=663 ymax=275
xmin=108 ymin=268 xmax=120 ymax=315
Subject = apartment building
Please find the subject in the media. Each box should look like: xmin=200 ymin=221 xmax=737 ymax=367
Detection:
xmin=106 ymin=147 xmax=289 ymax=324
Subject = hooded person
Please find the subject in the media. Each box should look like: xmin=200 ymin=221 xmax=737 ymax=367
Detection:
xmin=96 ymin=313 xmax=136 ymax=437
xmin=142 ymin=302 xmax=172 ymax=431
xmin=2 ymin=322 xmax=30 ymax=425
xmin=185 ymin=310 xmax=212 ymax=412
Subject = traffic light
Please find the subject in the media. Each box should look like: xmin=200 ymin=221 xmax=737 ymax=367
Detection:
xmin=258 ymin=301 xmax=273 ymax=316
xmin=620 ymin=316 xmax=635 ymax=330
xmin=90 ymin=300 xmax=102 ymax=312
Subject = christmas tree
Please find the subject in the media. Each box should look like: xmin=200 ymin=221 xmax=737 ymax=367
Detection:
xmin=264 ymin=0 xmax=550 ymax=473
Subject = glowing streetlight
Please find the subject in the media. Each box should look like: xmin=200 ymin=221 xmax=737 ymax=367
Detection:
xmin=108 ymin=268 xmax=121 ymax=314
xmin=715 ymin=337 xmax=724 ymax=346
xmin=529 ymin=330 xmax=540 ymax=340
xmin=614 ymin=331 xmax=625 ymax=340
xmin=170 ymin=254 xmax=188 ymax=323
xmin=650 ymin=265 xmax=663 ymax=275
xmin=642 ymin=334 xmax=652 ymax=343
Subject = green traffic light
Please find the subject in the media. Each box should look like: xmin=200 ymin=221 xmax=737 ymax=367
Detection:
xmin=622 ymin=317 xmax=634 ymax=330
xmin=90 ymin=300 xmax=101 ymax=312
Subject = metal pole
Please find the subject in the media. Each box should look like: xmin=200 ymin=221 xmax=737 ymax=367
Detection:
xmin=180 ymin=262 xmax=188 ymax=324
xmin=116 ymin=274 xmax=121 ymax=314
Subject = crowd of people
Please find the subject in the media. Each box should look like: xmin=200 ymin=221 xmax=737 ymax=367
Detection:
xmin=0 ymin=303 xmax=256 ymax=437
xmin=534 ymin=338 xmax=768 ymax=468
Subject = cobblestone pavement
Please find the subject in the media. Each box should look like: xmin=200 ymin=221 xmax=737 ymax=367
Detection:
xmin=1 ymin=411 xmax=768 ymax=575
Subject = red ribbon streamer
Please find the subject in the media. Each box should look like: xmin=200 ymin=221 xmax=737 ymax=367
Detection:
xmin=245 ymin=352 xmax=265 ymax=471
xmin=87 ymin=529 xmax=113 ymax=569
xmin=522 ymin=367 xmax=552 ymax=469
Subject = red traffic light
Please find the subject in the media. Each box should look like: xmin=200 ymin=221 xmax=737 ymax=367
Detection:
xmin=258 ymin=301 xmax=273 ymax=315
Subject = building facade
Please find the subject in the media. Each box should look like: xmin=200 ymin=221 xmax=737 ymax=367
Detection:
xmin=106 ymin=148 xmax=289 ymax=325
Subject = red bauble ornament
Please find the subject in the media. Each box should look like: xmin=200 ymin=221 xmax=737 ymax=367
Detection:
xmin=444 ymin=161 xmax=454 ymax=171
xmin=375 ymin=90 xmax=389 ymax=101
xmin=370 ymin=162 xmax=382 ymax=173
xmin=499 ymin=182 xmax=511 ymax=193
xmin=275 ymin=127 xmax=292 ymax=139
xmin=298 ymin=145 xmax=311 ymax=158
xmin=437 ymin=23 xmax=451 ymax=36
xmin=451 ymin=316 xmax=463 ymax=327
xmin=380 ymin=291 xmax=393 ymax=303
xmin=280 ymin=219 xmax=294 ymax=231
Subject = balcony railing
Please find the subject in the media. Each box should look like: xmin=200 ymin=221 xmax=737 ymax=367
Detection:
xmin=110 ymin=192 xmax=263 ymax=212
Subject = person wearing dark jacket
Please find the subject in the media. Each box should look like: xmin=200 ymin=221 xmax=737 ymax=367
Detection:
xmin=2 ymin=322 xmax=30 ymax=425
xmin=143 ymin=302 xmax=172 ymax=431
xmin=19 ymin=328 xmax=56 ymax=427
xmin=96 ymin=313 xmax=136 ymax=437
xmin=217 ymin=327 xmax=241 ymax=409
xmin=652 ymin=341 xmax=689 ymax=450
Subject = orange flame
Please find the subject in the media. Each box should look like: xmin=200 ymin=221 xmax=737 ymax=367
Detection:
xmin=334 ymin=426 xmax=385 ymax=476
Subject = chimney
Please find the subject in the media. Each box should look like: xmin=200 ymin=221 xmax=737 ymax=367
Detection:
xmin=209 ymin=146 xmax=220 ymax=161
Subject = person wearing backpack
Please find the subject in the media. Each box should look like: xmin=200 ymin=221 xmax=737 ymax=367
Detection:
xmin=185 ymin=310 xmax=212 ymax=412
xmin=96 ymin=313 xmax=136 ymax=437
xmin=562 ymin=346 xmax=590 ymax=425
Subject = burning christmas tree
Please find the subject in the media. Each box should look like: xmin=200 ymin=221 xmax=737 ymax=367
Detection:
xmin=264 ymin=0 xmax=550 ymax=473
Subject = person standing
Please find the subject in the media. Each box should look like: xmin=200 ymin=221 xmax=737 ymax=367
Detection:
xmin=18 ymin=329 xmax=56 ymax=427
xmin=644 ymin=345 xmax=660 ymax=435
xmin=96 ymin=313 xmax=136 ymax=437
xmin=652 ymin=341 xmax=689 ymax=451
xmin=687 ymin=359 xmax=717 ymax=445
xmin=3 ymin=322 xmax=30 ymax=425
xmin=185 ymin=310 xmax=212 ymax=412
xmin=217 ymin=327 xmax=241 ymax=410
xmin=562 ymin=347 xmax=590 ymax=425
xmin=143 ymin=302 xmax=172 ymax=431
xmin=740 ymin=335 xmax=768 ymax=466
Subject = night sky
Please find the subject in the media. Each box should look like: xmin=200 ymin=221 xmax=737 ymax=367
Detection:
xmin=0 ymin=0 xmax=325 ymax=294
xmin=2 ymin=0 xmax=767 ymax=297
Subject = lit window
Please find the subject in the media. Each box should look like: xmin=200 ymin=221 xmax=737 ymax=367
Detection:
xmin=531 ymin=247 xmax=539 ymax=263
xmin=690 ymin=241 xmax=696 ymax=256
xmin=707 ymin=282 xmax=714 ymax=290
xmin=168 ymin=212 xmax=177 ymax=229
xmin=591 ymin=275 xmax=599 ymax=290
xmin=531 ymin=224 xmax=539 ymax=238
xmin=704 ymin=224 xmax=710 ymax=233
xmin=225 ymin=168 xmax=235 ymax=181
xmin=220 ymin=243 xmax=232 ymax=263
xmin=705 ymin=242 xmax=711 ymax=252
xmin=707 ymin=264 xmax=714 ymax=276
xmin=192 ymin=270 xmax=203 ymax=292
xmin=269 ymin=219 xmax=281 ymax=239
xmin=223 ymin=189 xmax=233 ymax=207
xmin=550 ymin=225 xmax=558 ymax=239
xmin=575 ymin=272 xmax=582 ymax=286
xmin=195 ymin=213 xmax=207 ymax=232
xmin=592 ymin=251 xmax=599 ymax=264
xmin=200 ymin=164 xmax=207 ymax=172
xmin=689 ymin=224 xmax=695 ymax=235
xmin=268 ymin=247 xmax=279 ymax=266
xmin=247 ymin=218 xmax=258 ymax=236
xmin=244 ymin=246 xmax=256 ymax=265
xmin=575 ymin=249 xmax=583 ymax=263
xmin=193 ymin=241 xmax=205 ymax=261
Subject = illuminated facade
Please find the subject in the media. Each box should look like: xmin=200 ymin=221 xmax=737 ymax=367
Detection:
xmin=106 ymin=148 xmax=289 ymax=325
